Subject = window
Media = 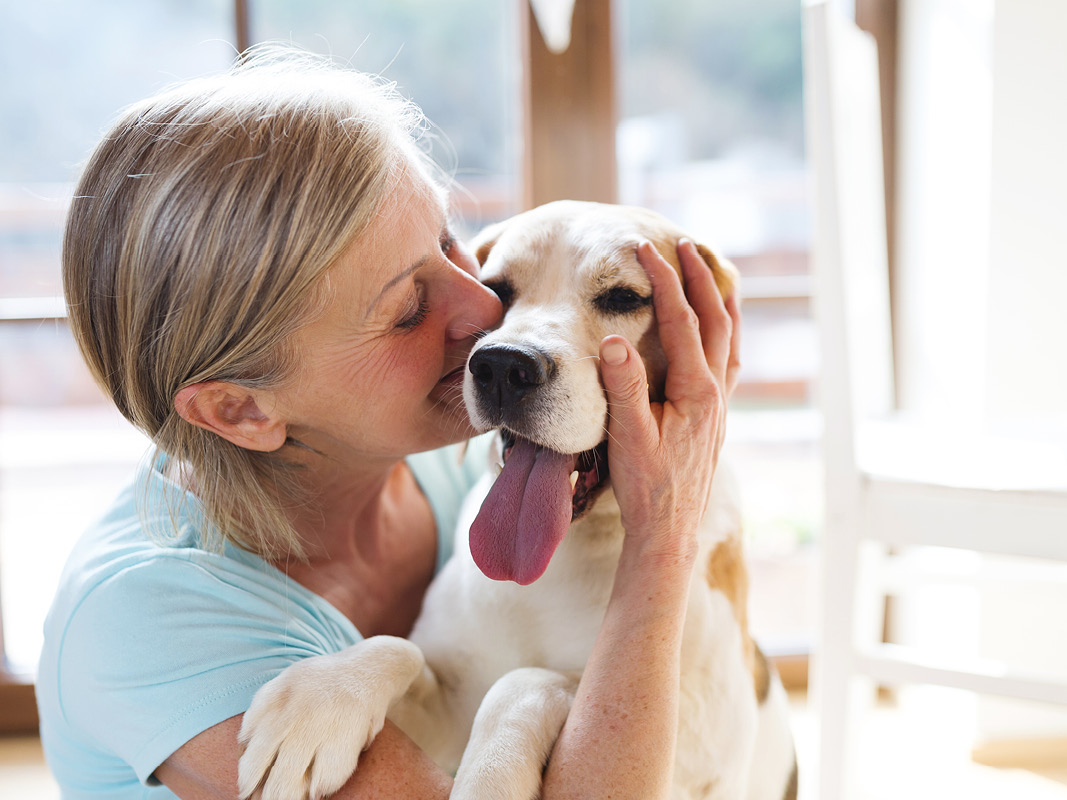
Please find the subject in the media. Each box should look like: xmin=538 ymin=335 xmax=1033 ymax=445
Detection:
xmin=250 ymin=0 xmax=523 ymax=233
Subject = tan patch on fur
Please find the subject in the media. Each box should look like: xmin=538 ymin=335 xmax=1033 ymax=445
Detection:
xmin=642 ymin=230 xmax=737 ymax=300
xmin=783 ymin=756 xmax=799 ymax=800
xmin=635 ymin=326 xmax=668 ymax=403
xmin=475 ymin=237 xmax=497 ymax=267
xmin=753 ymin=641 xmax=771 ymax=704
xmin=695 ymin=243 xmax=738 ymax=299
xmin=706 ymin=536 xmax=757 ymax=692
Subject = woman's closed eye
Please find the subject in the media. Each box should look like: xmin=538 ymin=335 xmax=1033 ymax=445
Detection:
xmin=394 ymin=226 xmax=462 ymax=331
xmin=397 ymin=295 xmax=430 ymax=330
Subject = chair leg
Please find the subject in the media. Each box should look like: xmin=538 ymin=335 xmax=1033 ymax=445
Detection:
xmin=813 ymin=534 xmax=858 ymax=800
xmin=815 ymin=527 xmax=887 ymax=799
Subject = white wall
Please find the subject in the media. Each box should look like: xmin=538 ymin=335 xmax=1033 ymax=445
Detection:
xmin=894 ymin=0 xmax=994 ymax=425
xmin=978 ymin=0 xmax=1067 ymax=746
xmin=985 ymin=0 xmax=1067 ymax=431
xmin=895 ymin=0 xmax=1067 ymax=436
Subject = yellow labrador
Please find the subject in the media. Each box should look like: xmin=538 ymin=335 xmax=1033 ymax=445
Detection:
xmin=238 ymin=201 xmax=798 ymax=800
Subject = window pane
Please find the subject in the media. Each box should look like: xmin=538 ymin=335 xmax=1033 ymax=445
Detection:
xmin=617 ymin=0 xmax=813 ymax=406
xmin=0 ymin=0 xmax=235 ymax=298
xmin=618 ymin=0 xmax=806 ymax=256
xmin=250 ymin=0 xmax=522 ymax=236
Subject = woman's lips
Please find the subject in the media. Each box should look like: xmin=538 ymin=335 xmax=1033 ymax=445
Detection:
xmin=438 ymin=366 xmax=465 ymax=386
xmin=432 ymin=365 xmax=467 ymax=402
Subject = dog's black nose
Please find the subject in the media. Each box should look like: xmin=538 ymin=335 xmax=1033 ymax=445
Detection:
xmin=469 ymin=344 xmax=556 ymax=411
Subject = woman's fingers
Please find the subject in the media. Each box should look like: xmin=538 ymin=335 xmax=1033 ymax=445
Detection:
xmin=676 ymin=239 xmax=732 ymax=388
xmin=599 ymin=335 xmax=657 ymax=457
xmin=635 ymin=241 xmax=712 ymax=405
xmin=635 ymin=239 xmax=735 ymax=408
xmin=601 ymin=238 xmax=737 ymax=543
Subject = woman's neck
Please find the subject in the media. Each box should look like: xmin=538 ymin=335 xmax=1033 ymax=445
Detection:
xmin=276 ymin=459 xmax=438 ymax=637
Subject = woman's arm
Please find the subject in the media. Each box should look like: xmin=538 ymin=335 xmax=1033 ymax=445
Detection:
xmin=157 ymin=716 xmax=453 ymax=800
xmin=542 ymin=238 xmax=739 ymax=799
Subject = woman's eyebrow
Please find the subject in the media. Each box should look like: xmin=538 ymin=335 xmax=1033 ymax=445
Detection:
xmin=366 ymin=255 xmax=429 ymax=319
xmin=364 ymin=209 xmax=448 ymax=317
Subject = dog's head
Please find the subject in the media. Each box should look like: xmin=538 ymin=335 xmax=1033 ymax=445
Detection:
xmin=463 ymin=200 xmax=737 ymax=584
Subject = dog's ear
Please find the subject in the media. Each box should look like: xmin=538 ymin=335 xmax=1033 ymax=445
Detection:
xmin=695 ymin=243 xmax=740 ymax=300
xmin=475 ymin=237 xmax=497 ymax=267
xmin=469 ymin=220 xmax=508 ymax=267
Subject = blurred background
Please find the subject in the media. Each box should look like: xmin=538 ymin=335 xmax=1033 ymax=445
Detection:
xmin=0 ymin=0 xmax=815 ymax=679
xmin=2 ymin=1 xmax=1066 ymax=798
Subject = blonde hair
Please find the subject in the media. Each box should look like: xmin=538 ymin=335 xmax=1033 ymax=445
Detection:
xmin=63 ymin=47 xmax=437 ymax=560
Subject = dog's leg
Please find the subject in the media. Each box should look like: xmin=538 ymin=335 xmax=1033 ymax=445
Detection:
xmin=386 ymin=657 xmax=473 ymax=770
xmin=452 ymin=667 xmax=579 ymax=800
xmin=237 ymin=635 xmax=425 ymax=800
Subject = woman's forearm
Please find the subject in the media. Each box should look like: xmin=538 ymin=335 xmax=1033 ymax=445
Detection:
xmin=541 ymin=542 xmax=696 ymax=799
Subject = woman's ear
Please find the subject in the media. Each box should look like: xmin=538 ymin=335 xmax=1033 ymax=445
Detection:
xmin=173 ymin=381 xmax=287 ymax=452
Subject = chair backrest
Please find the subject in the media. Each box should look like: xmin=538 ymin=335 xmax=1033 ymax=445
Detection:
xmin=803 ymin=0 xmax=895 ymax=477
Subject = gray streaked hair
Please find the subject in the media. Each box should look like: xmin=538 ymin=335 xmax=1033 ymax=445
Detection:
xmin=63 ymin=45 xmax=440 ymax=560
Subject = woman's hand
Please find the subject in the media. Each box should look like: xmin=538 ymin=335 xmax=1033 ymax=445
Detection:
xmin=597 ymin=238 xmax=741 ymax=563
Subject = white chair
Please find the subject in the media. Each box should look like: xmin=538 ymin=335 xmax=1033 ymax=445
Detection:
xmin=802 ymin=2 xmax=1067 ymax=797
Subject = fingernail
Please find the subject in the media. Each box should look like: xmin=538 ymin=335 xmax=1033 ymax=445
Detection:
xmin=601 ymin=341 xmax=627 ymax=366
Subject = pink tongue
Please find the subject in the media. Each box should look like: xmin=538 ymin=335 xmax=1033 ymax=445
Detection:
xmin=469 ymin=437 xmax=578 ymax=585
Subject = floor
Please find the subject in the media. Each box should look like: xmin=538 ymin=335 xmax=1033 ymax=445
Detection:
xmin=0 ymin=736 xmax=57 ymax=800
xmin=4 ymin=690 xmax=1066 ymax=799
xmin=789 ymin=689 xmax=1067 ymax=800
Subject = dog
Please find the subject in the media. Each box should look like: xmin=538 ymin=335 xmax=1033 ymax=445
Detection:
xmin=237 ymin=200 xmax=798 ymax=800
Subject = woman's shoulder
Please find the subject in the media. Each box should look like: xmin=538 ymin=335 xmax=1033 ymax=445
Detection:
xmin=37 ymin=459 xmax=362 ymax=761
xmin=36 ymin=493 xmax=360 ymax=791
xmin=49 ymin=455 xmax=219 ymax=602
xmin=43 ymin=456 xmax=359 ymax=656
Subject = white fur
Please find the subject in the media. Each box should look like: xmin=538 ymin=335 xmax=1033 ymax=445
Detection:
xmin=238 ymin=201 xmax=796 ymax=800
xmin=237 ymin=636 xmax=425 ymax=800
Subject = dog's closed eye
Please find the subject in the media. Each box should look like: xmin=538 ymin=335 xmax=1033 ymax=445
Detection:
xmin=593 ymin=286 xmax=652 ymax=315
xmin=484 ymin=280 xmax=515 ymax=309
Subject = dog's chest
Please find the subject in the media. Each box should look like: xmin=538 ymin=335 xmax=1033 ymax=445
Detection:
xmin=503 ymin=522 xmax=620 ymax=669
xmin=671 ymin=575 xmax=759 ymax=798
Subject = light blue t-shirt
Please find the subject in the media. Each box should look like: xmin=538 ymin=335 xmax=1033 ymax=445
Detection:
xmin=36 ymin=438 xmax=489 ymax=799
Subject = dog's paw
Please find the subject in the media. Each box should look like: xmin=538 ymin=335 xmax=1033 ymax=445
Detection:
xmin=453 ymin=668 xmax=579 ymax=800
xmin=237 ymin=636 xmax=425 ymax=800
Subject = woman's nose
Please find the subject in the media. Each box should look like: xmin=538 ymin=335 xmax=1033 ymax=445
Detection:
xmin=445 ymin=267 xmax=503 ymax=342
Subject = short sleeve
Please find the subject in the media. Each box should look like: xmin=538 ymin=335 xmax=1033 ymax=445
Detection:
xmin=54 ymin=550 xmax=361 ymax=783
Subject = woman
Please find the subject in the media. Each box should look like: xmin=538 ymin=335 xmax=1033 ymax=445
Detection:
xmin=37 ymin=48 xmax=739 ymax=799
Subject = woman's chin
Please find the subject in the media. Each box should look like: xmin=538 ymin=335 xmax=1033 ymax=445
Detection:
xmin=425 ymin=395 xmax=476 ymax=446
